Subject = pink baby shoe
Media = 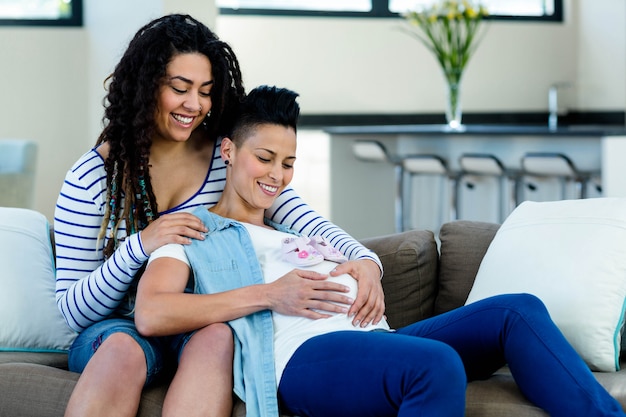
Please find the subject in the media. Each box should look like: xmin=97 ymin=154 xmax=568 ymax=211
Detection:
xmin=309 ymin=236 xmax=348 ymax=264
xmin=282 ymin=236 xmax=324 ymax=267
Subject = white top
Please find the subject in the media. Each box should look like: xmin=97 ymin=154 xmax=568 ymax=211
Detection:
xmin=150 ymin=222 xmax=390 ymax=381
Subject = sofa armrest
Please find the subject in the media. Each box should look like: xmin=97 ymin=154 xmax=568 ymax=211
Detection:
xmin=435 ymin=220 xmax=500 ymax=315
xmin=360 ymin=229 xmax=439 ymax=329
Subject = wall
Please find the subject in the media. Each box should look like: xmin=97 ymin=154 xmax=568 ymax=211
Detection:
xmin=0 ymin=25 xmax=87 ymax=220
xmin=575 ymin=0 xmax=626 ymax=110
xmin=216 ymin=0 xmax=625 ymax=115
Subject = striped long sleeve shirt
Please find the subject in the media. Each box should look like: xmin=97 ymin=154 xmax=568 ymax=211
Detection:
xmin=54 ymin=142 xmax=382 ymax=332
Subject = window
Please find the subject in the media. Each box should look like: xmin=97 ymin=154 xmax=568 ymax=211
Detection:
xmin=218 ymin=0 xmax=563 ymax=21
xmin=218 ymin=0 xmax=371 ymax=12
xmin=0 ymin=0 xmax=83 ymax=27
xmin=390 ymin=0 xmax=555 ymax=16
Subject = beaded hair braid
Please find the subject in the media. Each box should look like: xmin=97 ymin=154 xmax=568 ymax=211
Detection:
xmin=96 ymin=14 xmax=245 ymax=258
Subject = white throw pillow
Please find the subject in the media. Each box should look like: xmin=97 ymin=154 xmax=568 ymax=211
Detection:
xmin=465 ymin=198 xmax=626 ymax=372
xmin=0 ymin=207 xmax=76 ymax=352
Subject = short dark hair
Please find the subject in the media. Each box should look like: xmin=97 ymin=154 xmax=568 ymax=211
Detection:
xmin=230 ymin=85 xmax=300 ymax=146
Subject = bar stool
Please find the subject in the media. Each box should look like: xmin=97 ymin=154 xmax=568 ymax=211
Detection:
xmin=352 ymin=140 xmax=403 ymax=233
xmin=401 ymin=154 xmax=458 ymax=231
xmin=352 ymin=140 xmax=457 ymax=232
xmin=520 ymin=152 xmax=592 ymax=201
xmin=457 ymin=153 xmax=520 ymax=222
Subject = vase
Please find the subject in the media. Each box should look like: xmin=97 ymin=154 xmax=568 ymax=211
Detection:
xmin=442 ymin=69 xmax=464 ymax=131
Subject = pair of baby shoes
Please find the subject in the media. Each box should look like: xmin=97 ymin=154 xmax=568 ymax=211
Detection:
xmin=308 ymin=235 xmax=349 ymax=264
xmin=282 ymin=236 xmax=348 ymax=267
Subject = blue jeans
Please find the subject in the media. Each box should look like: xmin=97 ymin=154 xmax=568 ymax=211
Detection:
xmin=68 ymin=318 xmax=192 ymax=385
xmin=278 ymin=294 xmax=625 ymax=417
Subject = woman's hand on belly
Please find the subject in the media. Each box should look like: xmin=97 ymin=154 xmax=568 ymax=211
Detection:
xmin=329 ymin=259 xmax=386 ymax=328
xmin=266 ymin=269 xmax=354 ymax=319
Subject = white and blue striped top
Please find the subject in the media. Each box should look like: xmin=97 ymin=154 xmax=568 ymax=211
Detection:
xmin=54 ymin=141 xmax=382 ymax=332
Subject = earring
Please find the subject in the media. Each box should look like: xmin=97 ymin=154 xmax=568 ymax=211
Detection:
xmin=224 ymin=160 xmax=230 ymax=165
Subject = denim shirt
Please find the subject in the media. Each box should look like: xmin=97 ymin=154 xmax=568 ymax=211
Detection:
xmin=184 ymin=207 xmax=297 ymax=417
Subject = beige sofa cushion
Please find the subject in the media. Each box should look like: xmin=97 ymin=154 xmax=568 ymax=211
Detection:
xmin=435 ymin=220 xmax=499 ymax=315
xmin=0 ymin=362 xmax=169 ymax=417
xmin=0 ymin=351 xmax=68 ymax=368
xmin=361 ymin=229 xmax=439 ymax=329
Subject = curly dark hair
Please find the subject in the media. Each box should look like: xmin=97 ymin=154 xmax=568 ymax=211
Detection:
xmin=96 ymin=14 xmax=245 ymax=258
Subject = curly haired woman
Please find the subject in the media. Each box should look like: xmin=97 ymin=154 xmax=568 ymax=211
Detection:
xmin=54 ymin=14 xmax=384 ymax=417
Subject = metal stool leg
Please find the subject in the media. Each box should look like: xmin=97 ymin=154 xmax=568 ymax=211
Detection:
xmin=521 ymin=152 xmax=592 ymax=201
xmin=458 ymin=153 xmax=518 ymax=223
xmin=393 ymin=164 xmax=404 ymax=233
xmin=352 ymin=140 xmax=404 ymax=233
xmin=402 ymin=154 xmax=456 ymax=231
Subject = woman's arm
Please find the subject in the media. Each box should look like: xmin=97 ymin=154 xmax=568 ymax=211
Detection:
xmin=54 ymin=152 xmax=147 ymax=332
xmin=135 ymin=257 xmax=268 ymax=336
xmin=135 ymin=246 xmax=355 ymax=337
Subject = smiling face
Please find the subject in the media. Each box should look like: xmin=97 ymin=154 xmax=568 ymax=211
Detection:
xmin=224 ymin=123 xmax=297 ymax=215
xmin=154 ymin=52 xmax=214 ymax=144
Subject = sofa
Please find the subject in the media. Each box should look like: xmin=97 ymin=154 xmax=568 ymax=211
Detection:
xmin=1 ymin=211 xmax=626 ymax=417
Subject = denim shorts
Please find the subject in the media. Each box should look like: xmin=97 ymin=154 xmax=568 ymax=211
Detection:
xmin=68 ymin=318 xmax=194 ymax=386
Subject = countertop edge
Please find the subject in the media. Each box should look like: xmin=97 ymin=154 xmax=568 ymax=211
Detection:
xmin=323 ymin=124 xmax=626 ymax=137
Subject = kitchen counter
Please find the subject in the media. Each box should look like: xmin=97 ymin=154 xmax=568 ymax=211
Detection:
xmin=323 ymin=124 xmax=626 ymax=238
xmin=325 ymin=124 xmax=626 ymax=137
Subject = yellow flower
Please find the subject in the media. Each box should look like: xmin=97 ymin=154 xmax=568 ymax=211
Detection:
xmin=465 ymin=7 xmax=478 ymax=19
xmin=402 ymin=0 xmax=488 ymax=75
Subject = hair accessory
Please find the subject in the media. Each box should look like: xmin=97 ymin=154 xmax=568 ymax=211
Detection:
xmin=206 ymin=110 xmax=211 ymax=118
xmin=138 ymin=175 xmax=155 ymax=224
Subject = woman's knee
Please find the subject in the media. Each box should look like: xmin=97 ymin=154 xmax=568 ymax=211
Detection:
xmin=502 ymin=293 xmax=548 ymax=315
xmin=74 ymin=332 xmax=148 ymax=388
xmin=484 ymin=293 xmax=556 ymax=336
xmin=195 ymin=323 xmax=233 ymax=344
xmin=400 ymin=341 xmax=466 ymax=411
xmin=99 ymin=332 xmax=147 ymax=369
xmin=405 ymin=340 xmax=466 ymax=391
xmin=186 ymin=323 xmax=234 ymax=358
xmin=69 ymin=328 xmax=146 ymax=372
xmin=431 ymin=343 xmax=466 ymax=385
